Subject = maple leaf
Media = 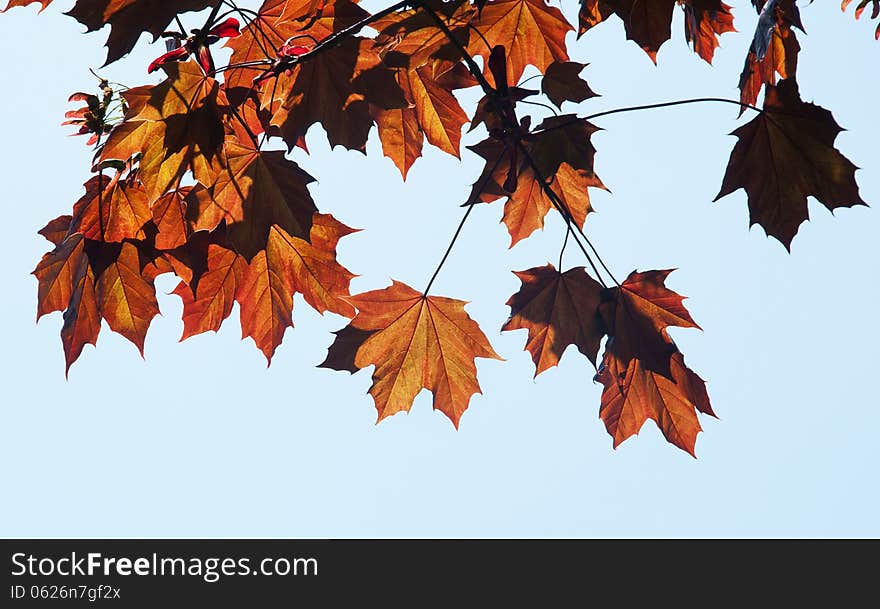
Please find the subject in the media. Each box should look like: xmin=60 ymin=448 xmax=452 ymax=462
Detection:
xmin=373 ymin=64 xmax=471 ymax=177
xmin=61 ymin=251 xmax=101 ymax=374
xmin=468 ymin=116 xmax=606 ymax=246
xmin=683 ymin=0 xmax=736 ymax=64
xmin=502 ymin=264 xmax=605 ymax=376
xmin=597 ymin=346 xmax=714 ymax=456
xmin=90 ymin=240 xmax=162 ymax=355
xmin=68 ymin=172 xmax=151 ymax=243
xmin=322 ymin=281 xmax=501 ymax=427
xmin=36 ymin=234 xmax=166 ymax=366
xmin=842 ymin=0 xmax=880 ymax=40
xmin=224 ymin=0 xmax=369 ymax=94
xmin=209 ymin=139 xmax=318 ymax=259
xmin=738 ymin=0 xmax=801 ymax=110
xmin=235 ymin=214 xmax=356 ymax=362
xmin=263 ymin=37 xmax=406 ymax=151
xmin=468 ymin=0 xmax=572 ymax=84
xmin=151 ymin=185 xmax=211 ymax=251
xmin=541 ymin=61 xmax=597 ymax=109
xmin=599 ymin=269 xmax=700 ymax=378
xmin=64 ymin=0 xmax=219 ymax=65
xmin=101 ymin=62 xmax=228 ymax=203
xmin=715 ymin=79 xmax=867 ymax=249
xmin=592 ymin=269 xmax=712 ymax=455
xmin=34 ymin=232 xmax=88 ymax=321
xmin=372 ymin=0 xmax=474 ymax=71
xmin=32 ymin=226 xmax=103 ymax=373
xmin=173 ymin=242 xmax=245 ymax=340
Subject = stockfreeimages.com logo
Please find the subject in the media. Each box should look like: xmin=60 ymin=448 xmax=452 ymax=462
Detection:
xmin=11 ymin=552 xmax=318 ymax=583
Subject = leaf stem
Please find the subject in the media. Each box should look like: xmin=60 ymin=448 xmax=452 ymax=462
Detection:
xmin=558 ymin=224 xmax=571 ymax=270
xmin=424 ymin=204 xmax=475 ymax=296
xmin=584 ymin=97 xmax=763 ymax=121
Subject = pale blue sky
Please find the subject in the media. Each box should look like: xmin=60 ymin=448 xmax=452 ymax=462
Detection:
xmin=0 ymin=1 xmax=877 ymax=537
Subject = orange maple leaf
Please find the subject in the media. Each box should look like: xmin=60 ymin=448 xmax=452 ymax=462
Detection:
xmin=738 ymin=0 xmax=801 ymax=110
xmin=595 ymin=269 xmax=713 ymax=455
xmin=322 ymin=281 xmax=502 ymax=427
xmin=469 ymin=116 xmax=606 ymax=246
xmin=373 ymin=63 xmax=471 ymax=177
xmin=225 ymin=0 xmax=369 ymax=93
xmin=234 ymin=214 xmax=357 ymax=362
xmin=469 ymin=0 xmax=572 ymax=84
xmin=101 ymin=62 xmax=228 ymax=203
xmin=68 ymin=172 xmax=151 ymax=243
xmin=597 ymin=347 xmax=714 ymax=456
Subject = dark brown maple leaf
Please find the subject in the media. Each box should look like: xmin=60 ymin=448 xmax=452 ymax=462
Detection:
xmin=502 ymin=264 xmax=605 ymax=375
xmin=65 ymin=0 xmax=219 ymax=65
xmin=715 ymin=79 xmax=867 ymax=249
xmin=263 ymin=37 xmax=406 ymax=151
xmin=209 ymin=139 xmax=318 ymax=260
xmin=541 ymin=61 xmax=597 ymax=109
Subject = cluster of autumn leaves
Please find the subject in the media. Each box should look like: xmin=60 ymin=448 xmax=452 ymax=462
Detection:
xmin=8 ymin=0 xmax=870 ymax=455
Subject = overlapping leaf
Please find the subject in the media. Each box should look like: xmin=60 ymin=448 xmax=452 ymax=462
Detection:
xmin=235 ymin=213 xmax=357 ymax=361
xmin=502 ymin=264 xmax=604 ymax=375
xmin=263 ymin=37 xmax=406 ymax=151
xmin=715 ymin=79 xmax=867 ymax=249
xmin=225 ymin=0 xmax=370 ymax=93
xmin=738 ymin=0 xmax=801 ymax=110
xmin=209 ymin=139 xmax=318 ymax=258
xmin=68 ymin=172 xmax=151 ymax=242
xmin=595 ymin=270 xmax=712 ymax=455
xmin=34 ymin=230 xmax=167 ymax=369
xmin=469 ymin=0 xmax=572 ymax=84
xmin=683 ymin=0 xmax=735 ymax=63
xmin=101 ymin=62 xmax=228 ymax=203
xmin=373 ymin=63 xmax=471 ymax=177
xmin=372 ymin=0 xmax=474 ymax=70
xmin=469 ymin=115 xmax=606 ymax=246
xmin=596 ymin=347 xmax=713 ymax=456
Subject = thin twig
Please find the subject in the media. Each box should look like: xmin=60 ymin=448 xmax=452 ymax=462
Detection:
xmin=424 ymin=205 xmax=475 ymax=296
